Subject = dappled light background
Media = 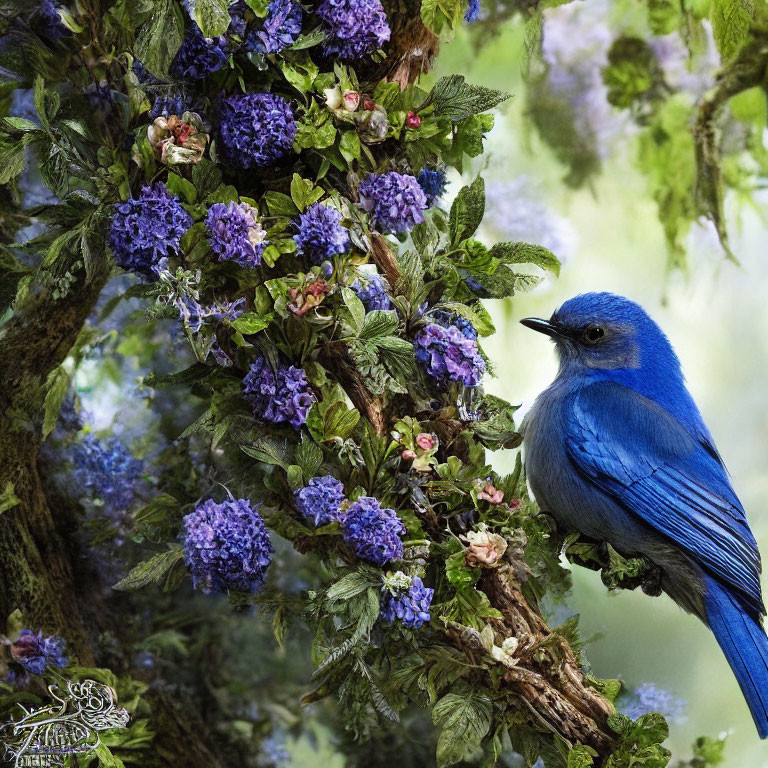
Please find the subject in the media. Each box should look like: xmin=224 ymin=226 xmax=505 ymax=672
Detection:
xmin=435 ymin=17 xmax=768 ymax=768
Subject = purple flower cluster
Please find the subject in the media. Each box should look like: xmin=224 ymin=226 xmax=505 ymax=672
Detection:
xmin=464 ymin=0 xmax=481 ymax=21
xmin=429 ymin=309 xmax=477 ymax=340
xmin=317 ymin=0 xmax=390 ymax=60
xmin=72 ymin=435 xmax=144 ymax=510
xmin=341 ymin=496 xmax=404 ymax=566
xmin=352 ymin=274 xmax=391 ymax=312
xmin=149 ymin=94 xmax=185 ymax=120
xmin=38 ymin=0 xmax=70 ymax=38
xmin=10 ymin=629 xmax=68 ymax=675
xmin=109 ymin=183 xmax=192 ymax=276
xmin=179 ymin=296 xmax=246 ymax=332
xmin=381 ymin=576 xmax=433 ymax=628
xmin=358 ymin=172 xmax=427 ymax=234
xmin=620 ymin=683 xmax=687 ymax=724
xmin=414 ymin=323 xmax=485 ymax=387
xmin=247 ymin=0 xmax=303 ymax=54
xmin=171 ymin=25 xmax=228 ymax=80
xmin=218 ymin=92 xmax=296 ymax=169
xmin=206 ymin=201 xmax=267 ymax=268
xmin=243 ymin=354 xmax=315 ymax=428
xmin=183 ymin=497 xmax=273 ymax=593
xmin=294 ymin=203 xmax=349 ymax=264
xmin=417 ymin=168 xmax=447 ymax=206
xmin=294 ymin=475 xmax=345 ymax=526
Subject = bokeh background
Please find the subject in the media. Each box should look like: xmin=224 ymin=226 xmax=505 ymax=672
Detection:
xmin=436 ymin=16 xmax=768 ymax=768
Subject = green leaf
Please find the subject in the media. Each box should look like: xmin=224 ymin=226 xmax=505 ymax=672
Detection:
xmin=567 ymin=744 xmax=598 ymax=768
xmin=489 ymin=241 xmax=561 ymax=276
xmin=265 ymin=190 xmax=299 ymax=216
xmin=193 ymin=0 xmax=231 ymax=37
xmin=0 ymin=137 xmax=28 ymax=184
xmin=112 ymin=545 xmax=185 ymax=592
xmin=42 ymin=366 xmax=69 ymax=439
xmin=241 ymin=435 xmax=294 ymax=470
xmin=711 ymin=0 xmax=754 ymax=60
xmin=93 ymin=741 xmax=128 ymax=768
xmin=449 ymin=176 xmax=485 ymax=244
xmin=231 ymin=312 xmax=273 ymax=335
xmin=339 ymin=130 xmax=361 ymax=163
xmin=165 ymin=172 xmax=197 ymax=204
xmin=290 ymin=173 xmax=325 ymax=212
xmin=295 ymin=433 xmax=323 ymax=478
xmin=425 ymin=75 xmax=511 ymax=122
xmin=432 ymin=691 xmax=492 ymax=766
xmin=327 ymin=571 xmax=381 ymax=601
xmin=341 ymin=286 xmax=366 ymax=331
xmin=287 ymin=463 xmax=303 ymax=490
xmin=357 ymin=309 xmax=399 ymax=341
xmin=0 ymin=482 xmax=21 ymax=515
xmin=134 ymin=0 xmax=185 ymax=79
xmin=280 ymin=52 xmax=319 ymax=92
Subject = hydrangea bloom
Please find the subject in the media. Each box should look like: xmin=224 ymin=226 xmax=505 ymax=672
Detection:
xmin=109 ymin=183 xmax=192 ymax=276
xmin=341 ymin=496 xmax=404 ymax=566
xmin=247 ymin=0 xmax=303 ymax=54
xmin=417 ymin=168 xmax=447 ymax=207
xmin=358 ymin=172 xmax=427 ymax=234
xmin=414 ymin=323 xmax=485 ymax=387
xmin=171 ymin=25 xmax=229 ymax=80
xmin=218 ymin=92 xmax=296 ymax=169
xmin=10 ymin=629 xmax=68 ymax=674
xmin=317 ymin=0 xmax=390 ymax=59
xmin=429 ymin=309 xmax=477 ymax=340
xmin=206 ymin=201 xmax=267 ymax=268
xmin=294 ymin=203 xmax=349 ymax=264
xmin=243 ymin=354 xmax=315 ymax=428
xmin=72 ymin=435 xmax=144 ymax=510
xmin=352 ymin=274 xmax=391 ymax=312
xmin=294 ymin=475 xmax=346 ymax=525
xmin=381 ymin=575 xmax=433 ymax=628
xmin=183 ymin=497 xmax=273 ymax=593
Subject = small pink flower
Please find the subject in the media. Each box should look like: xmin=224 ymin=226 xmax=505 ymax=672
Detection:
xmin=464 ymin=529 xmax=508 ymax=568
xmin=401 ymin=449 xmax=416 ymax=460
xmin=406 ymin=111 xmax=421 ymax=128
xmin=416 ymin=433 xmax=435 ymax=451
xmin=478 ymin=483 xmax=503 ymax=505
xmin=343 ymin=90 xmax=360 ymax=112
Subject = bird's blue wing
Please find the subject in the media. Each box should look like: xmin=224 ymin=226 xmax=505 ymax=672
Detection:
xmin=565 ymin=380 xmax=763 ymax=616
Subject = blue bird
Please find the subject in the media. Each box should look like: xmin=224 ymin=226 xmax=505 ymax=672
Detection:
xmin=521 ymin=292 xmax=768 ymax=737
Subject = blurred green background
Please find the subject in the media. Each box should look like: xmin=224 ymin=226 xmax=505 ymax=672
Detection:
xmin=436 ymin=20 xmax=768 ymax=768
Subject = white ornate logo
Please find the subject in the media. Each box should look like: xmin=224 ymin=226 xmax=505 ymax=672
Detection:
xmin=1 ymin=679 xmax=130 ymax=767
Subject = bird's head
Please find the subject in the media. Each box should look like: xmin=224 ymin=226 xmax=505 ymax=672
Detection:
xmin=521 ymin=292 xmax=680 ymax=375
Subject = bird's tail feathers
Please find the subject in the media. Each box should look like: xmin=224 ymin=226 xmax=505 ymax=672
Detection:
xmin=704 ymin=575 xmax=768 ymax=738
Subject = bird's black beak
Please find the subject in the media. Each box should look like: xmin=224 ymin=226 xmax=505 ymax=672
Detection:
xmin=520 ymin=317 xmax=563 ymax=339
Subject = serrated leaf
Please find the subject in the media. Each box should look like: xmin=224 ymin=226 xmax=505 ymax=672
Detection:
xmin=327 ymin=571 xmax=381 ymax=601
xmin=358 ymin=309 xmax=399 ymax=341
xmin=426 ymin=75 xmax=511 ymax=122
xmin=241 ymin=436 xmax=294 ymax=470
xmin=432 ymin=691 xmax=492 ymax=766
xmin=295 ymin=434 xmax=323 ymax=478
xmin=449 ymin=176 xmax=485 ymax=244
xmin=489 ymin=241 xmax=560 ymax=276
xmin=134 ymin=0 xmax=185 ymax=79
xmin=42 ymin=366 xmax=69 ymax=439
xmin=193 ymin=0 xmax=230 ymax=37
xmin=711 ymin=0 xmax=754 ymax=60
xmin=341 ymin=286 xmax=366 ymax=331
xmin=112 ymin=546 xmax=184 ymax=592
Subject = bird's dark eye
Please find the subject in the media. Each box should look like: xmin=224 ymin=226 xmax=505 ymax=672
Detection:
xmin=583 ymin=325 xmax=605 ymax=344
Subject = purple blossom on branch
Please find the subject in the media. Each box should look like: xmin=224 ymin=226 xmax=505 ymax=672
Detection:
xmin=417 ymin=168 xmax=447 ymax=207
xmin=183 ymin=497 xmax=273 ymax=593
xmin=294 ymin=203 xmax=349 ymax=264
xmin=414 ymin=323 xmax=485 ymax=387
xmin=317 ymin=0 xmax=390 ymax=60
xmin=206 ymin=201 xmax=267 ymax=268
xmin=352 ymin=273 xmax=391 ymax=311
xmin=358 ymin=172 xmax=427 ymax=234
xmin=72 ymin=435 xmax=144 ymax=510
xmin=341 ymin=496 xmax=405 ymax=566
xmin=218 ymin=92 xmax=297 ymax=169
xmin=380 ymin=575 xmax=433 ymax=628
xmin=9 ymin=629 xmax=68 ymax=675
xmin=246 ymin=0 xmax=303 ymax=54
xmin=109 ymin=183 xmax=192 ymax=276
xmin=429 ymin=309 xmax=477 ymax=340
xmin=243 ymin=354 xmax=315 ymax=428
xmin=294 ymin=475 xmax=346 ymax=526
